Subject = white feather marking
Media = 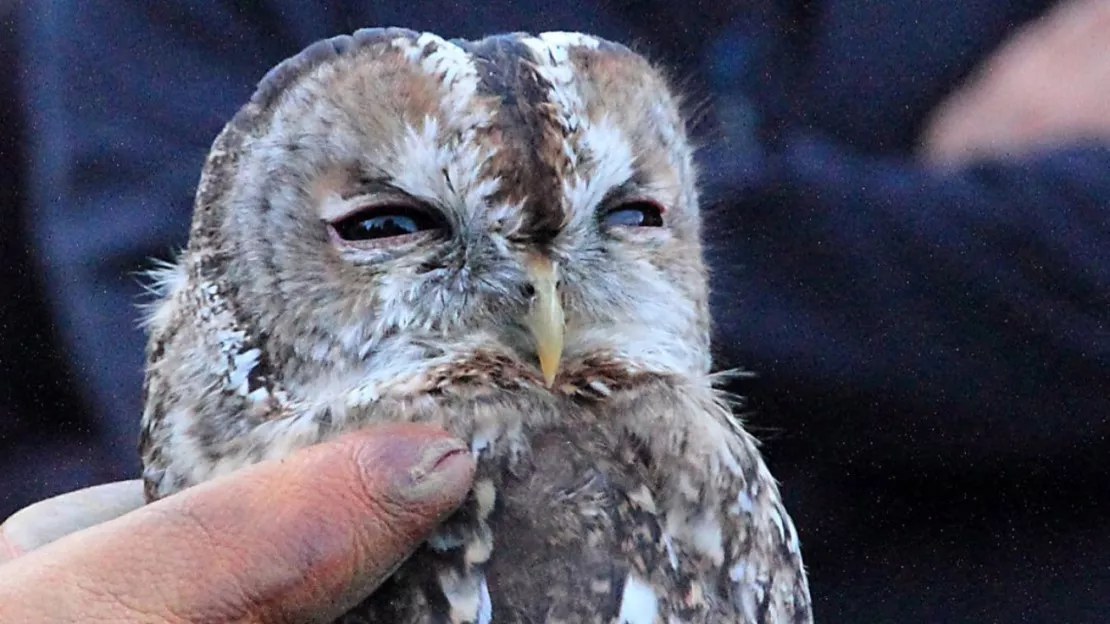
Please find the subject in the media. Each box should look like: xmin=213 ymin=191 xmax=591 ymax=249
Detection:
xmin=580 ymin=115 xmax=635 ymax=183
xmin=520 ymin=37 xmax=578 ymax=105
xmin=749 ymin=480 xmax=762 ymax=499
xmin=618 ymin=575 xmax=658 ymax=624
xmin=473 ymin=479 xmax=497 ymax=518
xmin=389 ymin=118 xmax=445 ymax=201
xmin=729 ymin=562 xmax=747 ymax=583
xmin=520 ymin=32 xmax=592 ymax=186
xmin=413 ymin=33 xmax=480 ymax=113
xmin=587 ymin=379 xmax=612 ymax=397
xmin=464 ymin=528 xmax=493 ymax=565
xmin=438 ymin=569 xmax=490 ymax=624
xmin=564 ymin=115 xmax=636 ymax=230
xmin=138 ymin=258 xmax=187 ymax=330
xmin=194 ymin=279 xmax=267 ymax=396
xmin=388 ymin=119 xmax=498 ymax=236
xmin=246 ymin=387 xmax=270 ymax=404
xmin=537 ymin=31 xmax=601 ymax=50
xmin=730 ymin=561 xmax=762 ymax=621
xmin=730 ymin=488 xmax=755 ymax=515
xmin=666 ymin=508 xmax=725 ymax=566
xmin=627 ymin=484 xmax=657 ymax=513
xmin=477 ymin=576 xmax=493 ymax=624
xmin=769 ymin=506 xmax=787 ymax=542
xmin=347 ymin=384 xmax=381 ymax=406
xmin=228 ymin=348 xmax=261 ymax=395
xmin=471 ymin=432 xmax=491 ymax=458
xmin=663 ymin=533 xmax=680 ymax=571
xmin=690 ymin=513 xmax=726 ymax=565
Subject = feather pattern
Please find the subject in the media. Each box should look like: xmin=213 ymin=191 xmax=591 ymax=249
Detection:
xmin=139 ymin=27 xmax=812 ymax=622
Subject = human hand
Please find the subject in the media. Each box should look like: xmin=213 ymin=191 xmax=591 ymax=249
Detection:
xmin=0 ymin=423 xmax=475 ymax=623
xmin=920 ymin=0 xmax=1110 ymax=167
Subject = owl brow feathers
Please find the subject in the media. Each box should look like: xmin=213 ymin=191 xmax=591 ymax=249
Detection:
xmin=189 ymin=32 xmax=418 ymax=237
xmin=186 ymin=28 xmax=421 ymax=273
xmin=462 ymin=36 xmax=569 ymax=243
xmin=190 ymin=27 xmax=658 ymax=274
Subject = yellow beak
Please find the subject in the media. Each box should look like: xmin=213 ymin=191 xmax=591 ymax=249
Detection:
xmin=524 ymin=257 xmax=564 ymax=387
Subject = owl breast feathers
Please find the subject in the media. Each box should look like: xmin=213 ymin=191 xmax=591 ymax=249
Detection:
xmin=138 ymin=28 xmax=813 ymax=623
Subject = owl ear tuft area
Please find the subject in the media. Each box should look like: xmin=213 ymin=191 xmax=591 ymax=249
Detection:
xmin=249 ymin=27 xmax=422 ymax=115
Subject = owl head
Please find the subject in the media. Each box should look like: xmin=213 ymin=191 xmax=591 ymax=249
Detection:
xmin=173 ymin=28 xmax=710 ymax=395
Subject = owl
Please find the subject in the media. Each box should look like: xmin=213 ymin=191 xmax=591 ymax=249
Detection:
xmin=138 ymin=28 xmax=813 ymax=623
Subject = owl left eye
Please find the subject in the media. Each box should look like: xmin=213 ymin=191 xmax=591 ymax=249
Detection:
xmin=601 ymin=201 xmax=665 ymax=228
xmin=330 ymin=206 xmax=444 ymax=242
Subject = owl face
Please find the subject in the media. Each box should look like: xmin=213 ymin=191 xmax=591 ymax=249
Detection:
xmin=205 ymin=30 xmax=710 ymax=391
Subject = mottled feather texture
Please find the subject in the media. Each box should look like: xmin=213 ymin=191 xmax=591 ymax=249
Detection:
xmin=139 ymin=28 xmax=813 ymax=623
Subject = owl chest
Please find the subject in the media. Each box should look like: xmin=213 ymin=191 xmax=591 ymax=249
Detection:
xmin=341 ymin=422 xmax=731 ymax=623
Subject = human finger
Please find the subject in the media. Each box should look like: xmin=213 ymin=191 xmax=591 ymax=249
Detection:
xmin=0 ymin=423 xmax=475 ymax=623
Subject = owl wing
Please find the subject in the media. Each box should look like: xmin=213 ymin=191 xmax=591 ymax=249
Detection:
xmin=577 ymin=376 xmax=815 ymax=623
xmin=624 ymin=430 xmax=813 ymax=624
xmin=717 ymin=454 xmax=813 ymax=622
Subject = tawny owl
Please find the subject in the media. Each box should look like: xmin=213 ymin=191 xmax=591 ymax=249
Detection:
xmin=138 ymin=27 xmax=813 ymax=623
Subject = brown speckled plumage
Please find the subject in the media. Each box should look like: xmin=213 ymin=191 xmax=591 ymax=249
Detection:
xmin=138 ymin=28 xmax=813 ymax=623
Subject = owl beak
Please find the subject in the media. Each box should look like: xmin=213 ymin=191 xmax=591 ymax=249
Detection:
xmin=524 ymin=257 xmax=564 ymax=387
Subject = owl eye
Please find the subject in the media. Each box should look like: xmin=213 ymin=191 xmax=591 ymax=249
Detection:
xmin=330 ymin=205 xmax=444 ymax=242
xmin=601 ymin=201 xmax=665 ymax=228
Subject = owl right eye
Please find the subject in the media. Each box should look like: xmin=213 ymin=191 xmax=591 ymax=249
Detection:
xmin=330 ymin=206 xmax=444 ymax=242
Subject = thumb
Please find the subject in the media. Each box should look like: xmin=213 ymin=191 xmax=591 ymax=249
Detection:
xmin=0 ymin=423 xmax=475 ymax=623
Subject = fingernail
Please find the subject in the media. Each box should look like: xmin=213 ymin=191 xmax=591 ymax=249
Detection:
xmin=387 ymin=437 xmax=473 ymax=503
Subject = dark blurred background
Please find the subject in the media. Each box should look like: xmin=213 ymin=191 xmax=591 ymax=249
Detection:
xmin=3 ymin=0 xmax=1109 ymax=621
